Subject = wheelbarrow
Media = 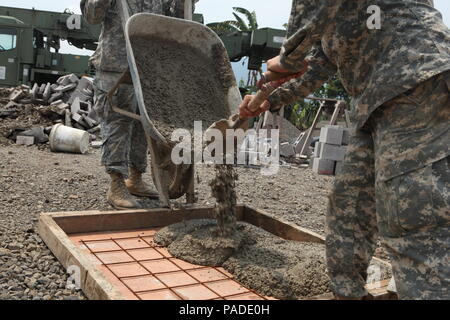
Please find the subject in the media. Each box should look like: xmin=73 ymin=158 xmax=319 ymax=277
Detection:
xmin=108 ymin=0 xmax=241 ymax=208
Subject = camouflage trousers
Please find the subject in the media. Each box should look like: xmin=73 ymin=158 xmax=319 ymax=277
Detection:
xmin=326 ymin=71 xmax=450 ymax=300
xmin=93 ymin=71 xmax=148 ymax=177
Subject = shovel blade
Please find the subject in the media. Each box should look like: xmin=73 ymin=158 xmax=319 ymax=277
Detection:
xmin=205 ymin=114 xmax=249 ymax=138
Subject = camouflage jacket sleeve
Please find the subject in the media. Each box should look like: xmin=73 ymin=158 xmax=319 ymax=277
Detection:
xmin=280 ymin=1 xmax=340 ymax=72
xmin=163 ymin=0 xmax=198 ymax=18
xmin=267 ymin=44 xmax=337 ymax=110
xmin=286 ymin=0 xmax=304 ymax=38
xmin=80 ymin=0 xmax=111 ymax=25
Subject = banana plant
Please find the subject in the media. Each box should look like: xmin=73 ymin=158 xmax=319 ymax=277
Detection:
xmin=207 ymin=7 xmax=259 ymax=35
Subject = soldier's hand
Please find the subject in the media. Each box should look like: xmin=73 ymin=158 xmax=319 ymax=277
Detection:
xmin=267 ymin=56 xmax=290 ymax=74
xmin=239 ymin=95 xmax=271 ymax=119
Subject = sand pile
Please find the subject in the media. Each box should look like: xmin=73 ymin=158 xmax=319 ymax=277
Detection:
xmin=131 ymin=37 xmax=231 ymax=139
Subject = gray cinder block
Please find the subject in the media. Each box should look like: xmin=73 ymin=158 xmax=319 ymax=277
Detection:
xmin=48 ymin=92 xmax=63 ymax=104
xmin=76 ymin=77 xmax=93 ymax=91
xmin=57 ymin=74 xmax=79 ymax=86
xmin=319 ymin=125 xmax=344 ymax=146
xmin=9 ymin=89 xmax=25 ymax=102
xmin=319 ymin=143 xmax=347 ymax=161
xmin=342 ymin=128 xmax=351 ymax=145
xmin=38 ymin=83 xmax=46 ymax=95
xmin=91 ymin=141 xmax=103 ymax=149
xmin=313 ymin=158 xmax=336 ymax=175
xmin=313 ymin=141 xmax=323 ymax=158
xmin=71 ymin=97 xmax=81 ymax=114
xmin=72 ymin=112 xmax=87 ymax=128
xmin=68 ymin=90 xmax=91 ymax=104
xmin=334 ymin=161 xmax=344 ymax=175
xmin=43 ymin=83 xmax=52 ymax=102
xmin=55 ymin=83 xmax=77 ymax=93
xmin=16 ymin=135 xmax=35 ymax=145
xmin=82 ymin=115 xmax=98 ymax=128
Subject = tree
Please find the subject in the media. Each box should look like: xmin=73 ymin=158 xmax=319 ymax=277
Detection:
xmin=207 ymin=7 xmax=261 ymax=88
xmin=207 ymin=7 xmax=258 ymax=35
xmin=286 ymin=76 xmax=350 ymax=130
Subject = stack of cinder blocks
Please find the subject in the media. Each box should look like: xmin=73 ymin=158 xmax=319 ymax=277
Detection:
xmin=312 ymin=125 xmax=350 ymax=176
xmin=7 ymin=74 xmax=99 ymax=132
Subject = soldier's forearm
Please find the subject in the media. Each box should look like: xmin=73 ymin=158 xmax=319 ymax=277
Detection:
xmin=280 ymin=1 xmax=340 ymax=72
xmin=267 ymin=74 xmax=329 ymax=110
xmin=267 ymin=48 xmax=336 ymax=110
xmin=81 ymin=0 xmax=112 ymax=25
xmin=163 ymin=0 xmax=197 ymax=18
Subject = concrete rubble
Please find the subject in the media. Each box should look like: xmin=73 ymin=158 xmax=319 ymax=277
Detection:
xmin=1 ymin=74 xmax=100 ymax=146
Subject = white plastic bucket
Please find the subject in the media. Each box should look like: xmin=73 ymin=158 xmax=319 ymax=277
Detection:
xmin=49 ymin=124 xmax=90 ymax=154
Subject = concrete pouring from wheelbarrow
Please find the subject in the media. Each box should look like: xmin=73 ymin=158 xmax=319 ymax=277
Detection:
xmin=37 ymin=205 xmax=396 ymax=300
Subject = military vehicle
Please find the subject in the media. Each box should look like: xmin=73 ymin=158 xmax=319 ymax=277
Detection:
xmin=0 ymin=5 xmax=100 ymax=87
xmin=0 ymin=6 xmax=285 ymax=87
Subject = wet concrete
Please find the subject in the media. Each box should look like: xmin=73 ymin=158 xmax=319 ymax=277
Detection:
xmin=154 ymin=220 xmax=243 ymax=266
xmin=155 ymin=220 xmax=331 ymax=299
xmin=131 ymin=37 xmax=231 ymax=139
xmin=209 ymin=165 xmax=238 ymax=236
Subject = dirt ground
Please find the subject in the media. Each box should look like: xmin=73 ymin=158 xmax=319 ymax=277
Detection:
xmin=0 ymin=141 xmax=334 ymax=300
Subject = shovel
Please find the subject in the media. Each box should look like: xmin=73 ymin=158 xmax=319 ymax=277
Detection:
xmin=205 ymin=69 xmax=306 ymax=137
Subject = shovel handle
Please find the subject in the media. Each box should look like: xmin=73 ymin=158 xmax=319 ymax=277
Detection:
xmin=247 ymin=83 xmax=278 ymax=113
xmin=231 ymin=117 xmax=249 ymax=130
xmin=260 ymin=70 xmax=298 ymax=83
xmin=247 ymin=67 xmax=308 ymax=114
xmin=258 ymin=61 xmax=309 ymax=88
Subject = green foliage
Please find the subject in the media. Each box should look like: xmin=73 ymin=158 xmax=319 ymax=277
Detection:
xmin=232 ymin=7 xmax=258 ymax=30
xmin=206 ymin=7 xmax=259 ymax=35
xmin=206 ymin=7 xmax=262 ymax=87
xmin=285 ymin=76 xmax=350 ymax=130
xmin=206 ymin=21 xmax=239 ymax=35
xmin=314 ymin=76 xmax=350 ymax=102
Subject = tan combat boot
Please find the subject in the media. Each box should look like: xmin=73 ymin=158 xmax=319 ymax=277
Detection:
xmin=107 ymin=172 xmax=141 ymax=210
xmin=125 ymin=167 xmax=159 ymax=199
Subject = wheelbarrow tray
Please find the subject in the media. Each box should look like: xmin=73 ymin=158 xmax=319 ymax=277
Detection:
xmin=121 ymin=13 xmax=242 ymax=205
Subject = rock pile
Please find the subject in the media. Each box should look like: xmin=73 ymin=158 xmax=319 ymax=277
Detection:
xmin=0 ymin=74 xmax=101 ymax=146
xmin=6 ymin=74 xmax=99 ymax=131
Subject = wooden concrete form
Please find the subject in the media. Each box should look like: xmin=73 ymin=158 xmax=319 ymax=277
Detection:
xmin=38 ymin=205 xmax=393 ymax=300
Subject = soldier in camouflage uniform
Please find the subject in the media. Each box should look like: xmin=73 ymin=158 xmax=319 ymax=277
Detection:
xmin=81 ymin=0 xmax=194 ymax=209
xmin=240 ymin=0 xmax=449 ymax=299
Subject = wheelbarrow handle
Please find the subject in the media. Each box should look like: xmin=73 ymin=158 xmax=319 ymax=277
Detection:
xmin=117 ymin=0 xmax=131 ymax=30
xmin=247 ymin=66 xmax=308 ymax=115
xmin=106 ymin=71 xmax=141 ymax=122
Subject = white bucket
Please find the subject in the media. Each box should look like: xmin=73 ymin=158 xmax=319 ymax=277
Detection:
xmin=49 ymin=124 xmax=90 ymax=154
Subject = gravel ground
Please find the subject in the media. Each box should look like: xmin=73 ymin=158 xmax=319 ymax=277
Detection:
xmin=0 ymin=142 xmax=334 ymax=300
